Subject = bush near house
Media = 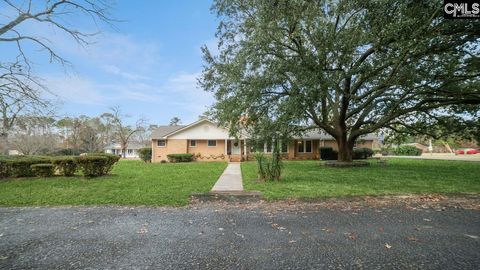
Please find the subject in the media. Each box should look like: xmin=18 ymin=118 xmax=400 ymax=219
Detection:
xmin=138 ymin=148 xmax=152 ymax=163
xmin=167 ymin=154 xmax=193 ymax=163
xmin=353 ymin=148 xmax=374 ymax=159
xmin=320 ymin=147 xmax=373 ymax=160
xmin=392 ymin=145 xmax=423 ymax=156
xmin=320 ymin=147 xmax=338 ymax=160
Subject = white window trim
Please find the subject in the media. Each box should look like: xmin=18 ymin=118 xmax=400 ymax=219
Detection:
xmin=305 ymin=140 xmax=313 ymax=153
xmin=297 ymin=140 xmax=312 ymax=153
xmin=157 ymin=139 xmax=167 ymax=147
xmin=189 ymin=140 xmax=197 ymax=147
xmin=207 ymin=140 xmax=217 ymax=147
xmin=264 ymin=143 xmax=272 ymax=153
xmin=281 ymin=141 xmax=289 ymax=153
xmin=263 ymin=141 xmax=289 ymax=153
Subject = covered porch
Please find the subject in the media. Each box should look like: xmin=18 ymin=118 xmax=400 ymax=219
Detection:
xmin=224 ymin=139 xmax=248 ymax=162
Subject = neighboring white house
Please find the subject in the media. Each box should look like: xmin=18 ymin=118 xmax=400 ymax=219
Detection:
xmin=104 ymin=142 xmax=146 ymax=158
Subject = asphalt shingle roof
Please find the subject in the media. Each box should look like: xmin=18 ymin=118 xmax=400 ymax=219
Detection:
xmin=151 ymin=125 xmax=186 ymax=139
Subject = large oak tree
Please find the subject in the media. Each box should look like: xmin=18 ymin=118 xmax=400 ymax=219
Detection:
xmin=201 ymin=0 xmax=480 ymax=162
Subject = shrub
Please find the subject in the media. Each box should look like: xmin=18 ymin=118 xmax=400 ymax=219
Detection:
xmin=6 ymin=156 xmax=51 ymax=177
xmin=85 ymin=153 xmax=120 ymax=174
xmin=138 ymin=148 xmax=152 ymax=163
xmin=76 ymin=155 xmax=110 ymax=177
xmin=381 ymin=147 xmax=393 ymax=156
xmin=319 ymin=147 xmax=338 ymax=160
xmin=265 ymin=148 xmax=282 ymax=181
xmin=51 ymin=156 xmax=77 ymax=176
xmin=51 ymin=148 xmax=82 ymax=156
xmin=31 ymin=163 xmax=55 ymax=177
xmin=0 ymin=156 xmax=13 ymax=178
xmin=253 ymin=152 xmax=267 ymax=180
xmin=253 ymin=146 xmax=282 ymax=181
xmin=353 ymin=148 xmax=374 ymax=159
xmin=167 ymin=154 xmax=193 ymax=163
xmin=393 ymin=145 xmax=422 ymax=156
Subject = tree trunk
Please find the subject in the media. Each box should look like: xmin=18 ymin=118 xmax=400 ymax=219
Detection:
xmin=0 ymin=133 xmax=8 ymax=155
xmin=121 ymin=143 xmax=127 ymax=158
xmin=336 ymin=135 xmax=354 ymax=162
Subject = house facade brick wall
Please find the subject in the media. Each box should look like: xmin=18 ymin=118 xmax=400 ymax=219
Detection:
xmin=187 ymin=140 xmax=227 ymax=161
xmin=151 ymin=119 xmax=380 ymax=162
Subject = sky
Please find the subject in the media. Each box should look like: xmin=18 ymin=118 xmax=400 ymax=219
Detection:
xmin=0 ymin=0 xmax=219 ymax=125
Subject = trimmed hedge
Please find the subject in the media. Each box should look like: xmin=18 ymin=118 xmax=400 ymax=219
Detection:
xmin=51 ymin=156 xmax=77 ymax=176
xmin=76 ymin=156 xmax=110 ymax=177
xmin=392 ymin=145 xmax=423 ymax=156
xmin=352 ymin=148 xmax=374 ymax=159
xmin=82 ymin=153 xmax=120 ymax=175
xmin=1 ymin=156 xmax=51 ymax=177
xmin=167 ymin=153 xmax=193 ymax=163
xmin=320 ymin=147 xmax=374 ymax=160
xmin=138 ymin=147 xmax=152 ymax=163
xmin=0 ymin=153 xmax=120 ymax=178
xmin=320 ymin=147 xmax=338 ymax=160
xmin=31 ymin=163 xmax=55 ymax=177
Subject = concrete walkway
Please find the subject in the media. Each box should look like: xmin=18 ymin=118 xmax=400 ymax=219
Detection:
xmin=211 ymin=163 xmax=243 ymax=192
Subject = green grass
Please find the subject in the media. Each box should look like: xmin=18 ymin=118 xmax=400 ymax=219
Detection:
xmin=0 ymin=160 xmax=227 ymax=206
xmin=241 ymin=159 xmax=480 ymax=200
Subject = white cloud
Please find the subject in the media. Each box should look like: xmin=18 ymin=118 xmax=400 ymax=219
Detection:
xmin=43 ymin=75 xmax=106 ymax=105
xmin=166 ymin=72 xmax=200 ymax=92
xmin=102 ymin=65 xmax=151 ymax=81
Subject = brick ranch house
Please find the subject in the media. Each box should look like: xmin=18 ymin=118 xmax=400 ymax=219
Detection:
xmin=151 ymin=119 xmax=380 ymax=162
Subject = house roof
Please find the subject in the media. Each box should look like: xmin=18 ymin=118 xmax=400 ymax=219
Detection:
xmin=151 ymin=125 xmax=186 ymax=139
xmin=151 ymin=118 xmax=240 ymax=139
xmin=105 ymin=142 xmax=148 ymax=150
xmin=298 ymin=130 xmax=379 ymax=140
xmin=151 ymin=120 xmax=379 ymax=141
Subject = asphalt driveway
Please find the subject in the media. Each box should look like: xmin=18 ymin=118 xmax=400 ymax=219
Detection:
xmin=0 ymin=202 xmax=479 ymax=269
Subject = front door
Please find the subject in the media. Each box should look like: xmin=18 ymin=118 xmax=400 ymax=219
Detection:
xmin=231 ymin=140 xmax=241 ymax=155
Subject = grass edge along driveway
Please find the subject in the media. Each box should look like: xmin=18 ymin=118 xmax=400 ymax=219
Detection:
xmin=0 ymin=160 xmax=227 ymax=207
xmin=241 ymin=159 xmax=480 ymax=200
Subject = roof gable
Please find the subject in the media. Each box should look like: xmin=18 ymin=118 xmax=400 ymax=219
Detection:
xmin=166 ymin=119 xmax=232 ymax=140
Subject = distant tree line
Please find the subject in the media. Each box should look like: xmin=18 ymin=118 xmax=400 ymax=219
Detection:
xmin=2 ymin=107 xmax=152 ymax=157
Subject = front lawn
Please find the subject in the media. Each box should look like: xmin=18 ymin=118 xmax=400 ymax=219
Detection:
xmin=241 ymin=159 xmax=480 ymax=200
xmin=0 ymin=160 xmax=227 ymax=206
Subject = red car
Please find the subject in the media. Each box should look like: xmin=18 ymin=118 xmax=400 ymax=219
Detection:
xmin=455 ymin=149 xmax=479 ymax=155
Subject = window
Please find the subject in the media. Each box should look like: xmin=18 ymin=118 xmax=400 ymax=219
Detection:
xmin=207 ymin=140 xmax=217 ymax=147
xmin=281 ymin=142 xmax=288 ymax=153
xmin=189 ymin=140 xmax=197 ymax=147
xmin=297 ymin=140 xmax=304 ymax=153
xmin=265 ymin=143 xmax=272 ymax=153
xmin=305 ymin=140 xmax=312 ymax=153
xmin=128 ymin=149 xmax=133 ymax=154
xmin=297 ymin=140 xmax=312 ymax=153
xmin=157 ymin=140 xmax=166 ymax=147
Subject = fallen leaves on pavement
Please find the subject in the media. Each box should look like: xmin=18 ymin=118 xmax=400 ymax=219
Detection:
xmin=407 ymin=236 xmax=419 ymax=242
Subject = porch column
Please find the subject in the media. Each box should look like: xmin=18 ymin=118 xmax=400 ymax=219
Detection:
xmin=224 ymin=139 xmax=228 ymax=155
xmin=243 ymin=139 xmax=247 ymax=161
